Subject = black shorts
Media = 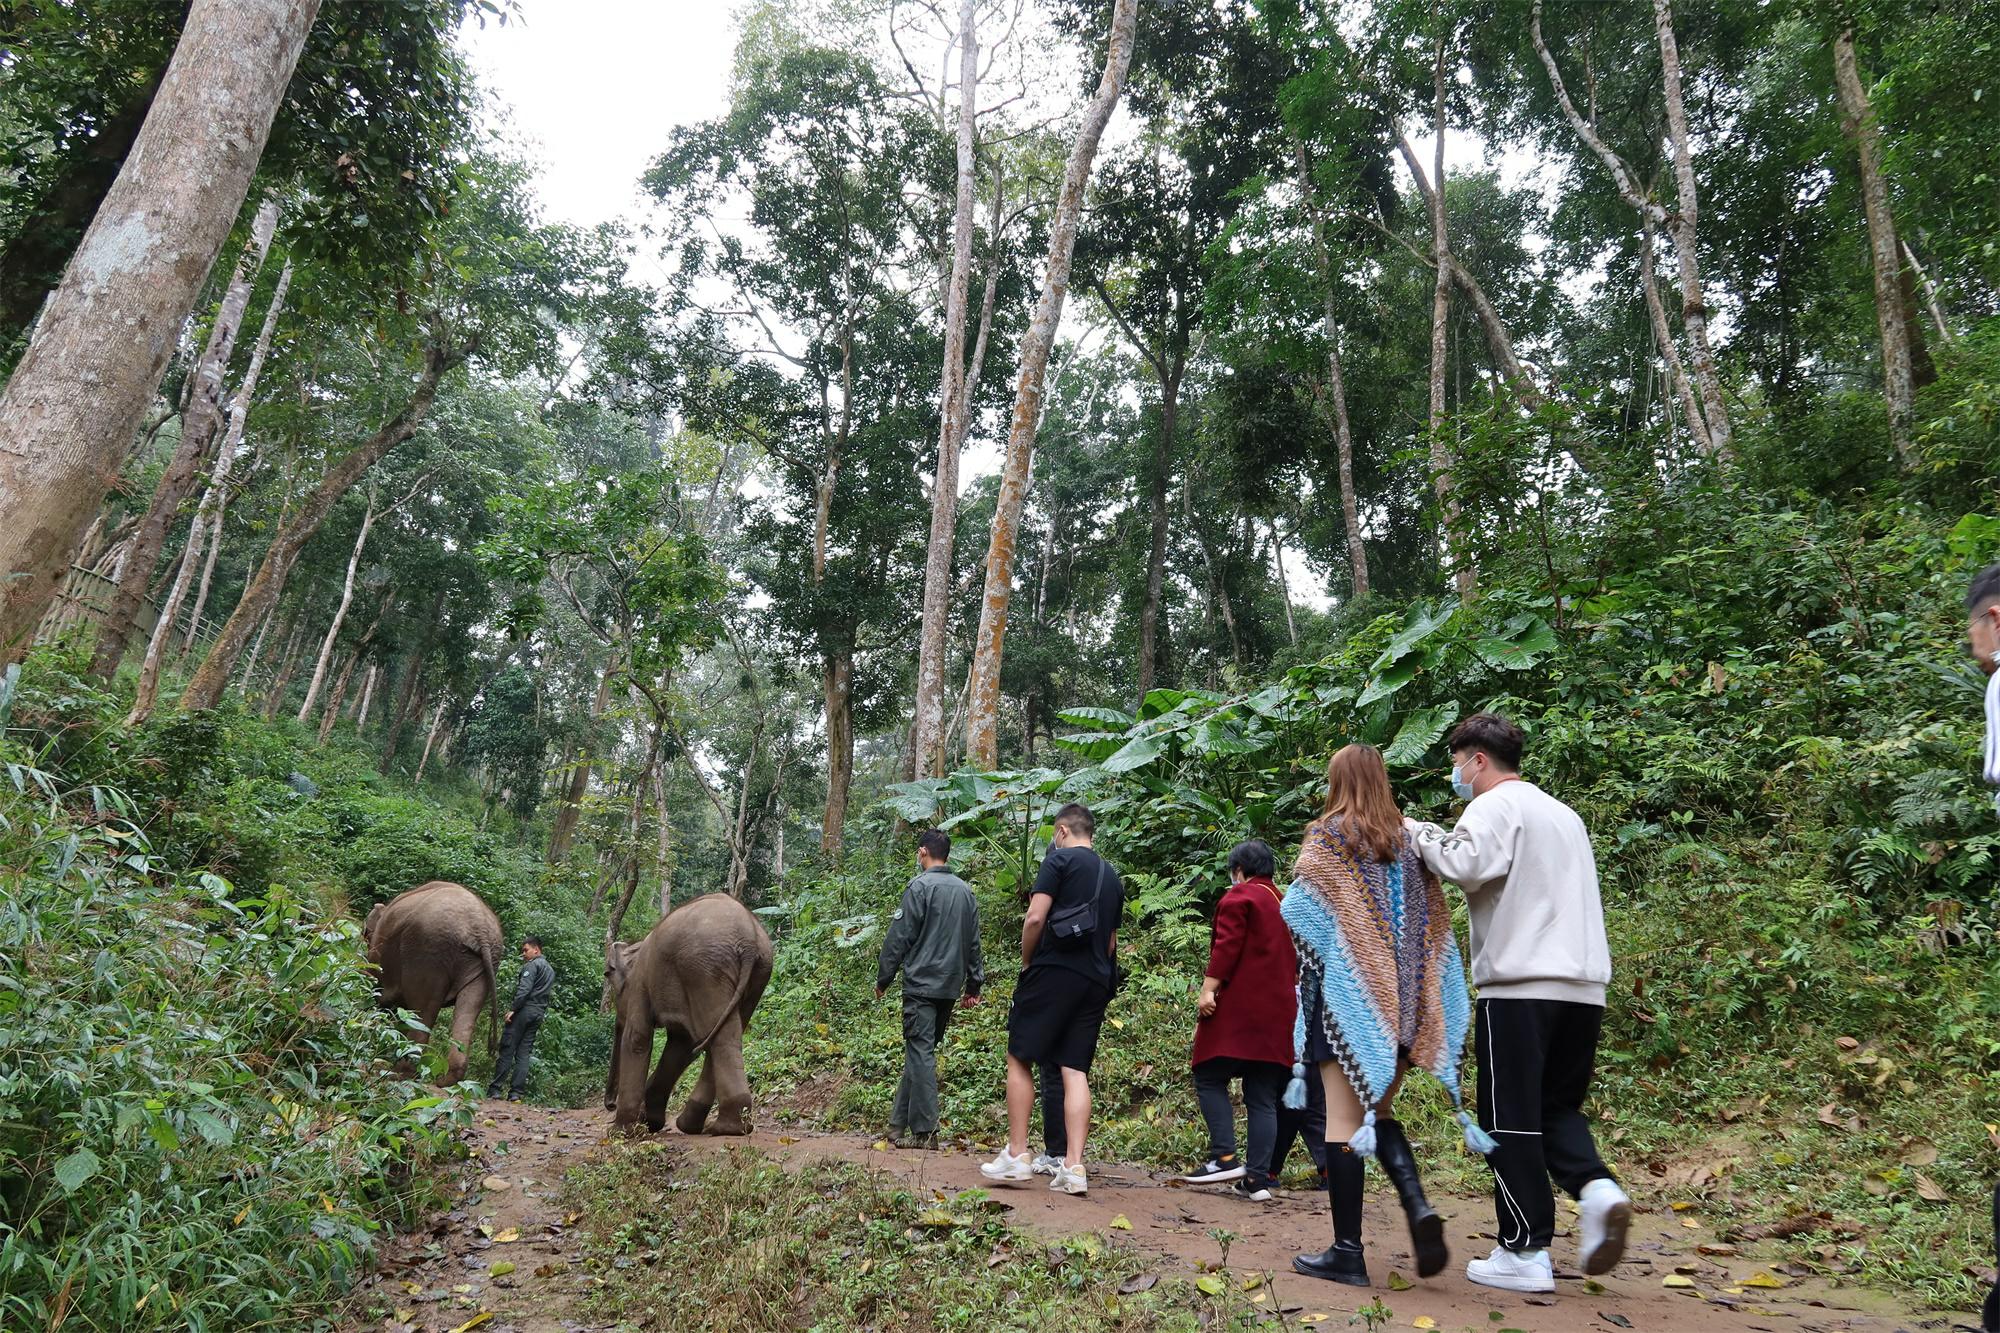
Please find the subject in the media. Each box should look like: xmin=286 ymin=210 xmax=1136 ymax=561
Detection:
xmin=1007 ymin=965 xmax=1112 ymax=1073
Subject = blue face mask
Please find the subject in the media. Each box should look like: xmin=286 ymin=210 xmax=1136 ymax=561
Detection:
xmin=1450 ymin=764 xmax=1475 ymax=802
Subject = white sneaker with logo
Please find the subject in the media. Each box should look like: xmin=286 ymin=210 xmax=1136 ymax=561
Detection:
xmin=1465 ymin=1246 xmax=1554 ymax=1293
xmin=1578 ymin=1177 xmax=1633 ymax=1275
xmin=1030 ymin=1153 xmax=1064 ymax=1176
xmin=979 ymin=1147 xmax=1033 ymax=1184
xmin=1049 ymin=1164 xmax=1088 ymax=1195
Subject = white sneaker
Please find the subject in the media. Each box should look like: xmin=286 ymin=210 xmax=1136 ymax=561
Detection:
xmin=1466 ymin=1246 xmax=1554 ymax=1293
xmin=1578 ymin=1178 xmax=1632 ymax=1275
xmin=1049 ymin=1164 xmax=1088 ymax=1195
xmin=1030 ymin=1153 xmax=1064 ymax=1176
xmin=979 ymin=1147 xmax=1033 ymax=1184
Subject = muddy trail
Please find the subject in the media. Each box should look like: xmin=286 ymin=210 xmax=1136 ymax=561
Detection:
xmin=345 ymin=1101 xmax=1969 ymax=1333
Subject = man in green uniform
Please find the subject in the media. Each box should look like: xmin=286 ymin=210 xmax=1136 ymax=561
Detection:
xmin=876 ymin=829 xmax=984 ymax=1148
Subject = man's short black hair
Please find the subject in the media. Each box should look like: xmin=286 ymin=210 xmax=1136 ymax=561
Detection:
xmin=1226 ymin=839 xmax=1275 ymax=880
xmin=916 ymin=828 xmax=951 ymax=862
xmin=1447 ymin=711 xmax=1525 ymax=771
xmin=1968 ymin=563 xmax=2000 ymax=614
xmin=522 ymin=935 xmax=543 ymax=949
xmin=1053 ymin=803 xmax=1095 ymax=838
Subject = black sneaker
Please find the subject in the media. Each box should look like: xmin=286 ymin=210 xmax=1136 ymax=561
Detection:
xmin=1229 ymin=1177 xmax=1273 ymax=1202
xmin=1182 ymin=1157 xmax=1246 ymax=1184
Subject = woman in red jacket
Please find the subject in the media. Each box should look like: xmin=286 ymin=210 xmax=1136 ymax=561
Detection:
xmin=1181 ymin=839 xmax=1299 ymax=1200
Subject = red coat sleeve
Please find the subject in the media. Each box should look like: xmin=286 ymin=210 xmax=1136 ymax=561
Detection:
xmin=1205 ymin=889 xmax=1248 ymax=984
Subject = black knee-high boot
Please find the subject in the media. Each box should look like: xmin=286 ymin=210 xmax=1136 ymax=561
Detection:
xmin=1292 ymin=1143 xmax=1369 ymax=1286
xmin=1374 ymin=1119 xmax=1447 ymax=1278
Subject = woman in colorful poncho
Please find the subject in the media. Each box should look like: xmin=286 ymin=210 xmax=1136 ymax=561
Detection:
xmin=1281 ymin=743 xmax=1488 ymax=1287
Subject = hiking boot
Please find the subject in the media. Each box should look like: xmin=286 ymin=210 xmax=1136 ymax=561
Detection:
xmin=1228 ymin=1177 xmax=1272 ymax=1203
xmin=1049 ymin=1164 xmax=1088 ymax=1195
xmin=1293 ymin=1240 xmax=1369 ymax=1286
xmin=1578 ymin=1177 xmax=1632 ymax=1275
xmin=1181 ymin=1156 xmax=1246 ymax=1184
xmin=1030 ymin=1153 xmax=1064 ymax=1176
xmin=892 ymin=1130 xmax=939 ymax=1150
xmin=1466 ymin=1246 xmax=1554 ymax=1293
xmin=979 ymin=1147 xmax=1033 ymax=1184
xmin=1373 ymin=1119 xmax=1446 ymax=1279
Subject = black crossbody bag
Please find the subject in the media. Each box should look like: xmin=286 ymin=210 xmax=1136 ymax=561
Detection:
xmin=1045 ymin=856 xmax=1106 ymax=950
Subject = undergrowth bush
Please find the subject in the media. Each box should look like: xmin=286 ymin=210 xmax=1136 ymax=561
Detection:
xmin=0 ymin=745 xmax=468 ymax=1331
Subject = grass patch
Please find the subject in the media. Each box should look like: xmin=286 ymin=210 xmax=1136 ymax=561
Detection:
xmin=564 ymin=1145 xmax=1235 ymax=1331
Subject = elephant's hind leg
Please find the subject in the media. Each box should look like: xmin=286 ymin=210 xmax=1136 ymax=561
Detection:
xmin=704 ymin=1012 xmax=753 ymax=1136
xmin=645 ymin=1033 xmax=696 ymax=1134
xmin=444 ymin=983 xmax=485 ymax=1085
xmin=675 ymin=1058 xmax=715 ymax=1135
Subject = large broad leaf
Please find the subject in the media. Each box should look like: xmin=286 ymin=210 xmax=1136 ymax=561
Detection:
xmin=1355 ymin=661 xmax=1418 ymax=708
xmin=54 ymin=1148 xmax=100 ymax=1195
xmin=881 ymin=780 xmax=943 ymax=822
xmin=1371 ymin=601 xmax=1456 ymax=671
xmin=1056 ymin=732 xmax=1124 ymax=762
xmin=1382 ymin=705 xmax=1460 ymax=767
xmin=1101 ymin=734 xmax=1168 ymax=773
xmin=1057 ymin=705 xmax=1136 ymax=733
xmin=1471 ymin=616 xmax=1559 ymax=671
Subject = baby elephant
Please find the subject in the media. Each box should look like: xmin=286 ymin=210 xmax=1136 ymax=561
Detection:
xmin=362 ymin=880 xmax=503 ymax=1084
xmin=604 ymin=893 xmax=774 ymax=1135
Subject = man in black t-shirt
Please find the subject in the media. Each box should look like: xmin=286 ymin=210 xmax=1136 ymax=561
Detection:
xmin=980 ymin=802 xmax=1123 ymax=1196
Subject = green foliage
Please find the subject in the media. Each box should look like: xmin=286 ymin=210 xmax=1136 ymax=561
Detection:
xmin=0 ymin=750 xmax=468 ymax=1331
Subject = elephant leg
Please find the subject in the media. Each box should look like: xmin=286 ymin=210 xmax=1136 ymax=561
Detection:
xmin=675 ymin=1057 xmax=716 ymax=1135
xmin=402 ymin=1003 xmax=441 ymax=1080
xmin=645 ymin=1033 xmax=697 ymax=1134
xmin=604 ymin=1017 xmax=623 ymax=1112
xmin=444 ymin=984 xmax=484 ymax=1085
xmin=612 ymin=1016 xmax=660 ymax=1133
xmin=705 ymin=1012 xmax=752 ymax=1136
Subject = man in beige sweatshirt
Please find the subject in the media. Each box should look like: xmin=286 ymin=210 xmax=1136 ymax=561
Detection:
xmin=1407 ymin=712 xmax=1631 ymax=1295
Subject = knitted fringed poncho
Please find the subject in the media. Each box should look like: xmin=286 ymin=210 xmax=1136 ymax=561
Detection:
xmin=1279 ymin=816 xmax=1492 ymax=1158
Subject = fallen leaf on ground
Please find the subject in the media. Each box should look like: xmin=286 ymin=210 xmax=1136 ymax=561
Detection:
xmin=494 ymin=1227 xmax=519 ymax=1243
xmin=1914 ymin=1172 xmax=1950 ymax=1202
xmin=1109 ymin=1214 xmax=1131 ymax=1230
xmin=1741 ymin=1271 xmax=1787 ymax=1289
xmin=488 ymin=1261 xmax=515 ymax=1277
xmin=1412 ymin=1318 xmax=1437 ymax=1329
xmin=1663 ymin=1274 xmax=1696 ymax=1288
xmin=1117 ymin=1272 xmax=1157 ymax=1294
xmin=1195 ymin=1274 xmax=1226 ymax=1296
xmin=480 ymin=1176 xmax=511 ymax=1191
xmin=446 ymin=1315 xmax=493 ymax=1333
xmin=1297 ymin=1315 xmax=1327 ymax=1326
xmin=1386 ymin=1270 xmax=1412 ymax=1290
xmin=1599 ymin=1314 xmax=1632 ymax=1329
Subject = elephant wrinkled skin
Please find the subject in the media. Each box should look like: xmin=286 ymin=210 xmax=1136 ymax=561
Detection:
xmin=604 ymin=893 xmax=773 ymax=1135
xmin=362 ymin=880 xmax=503 ymax=1085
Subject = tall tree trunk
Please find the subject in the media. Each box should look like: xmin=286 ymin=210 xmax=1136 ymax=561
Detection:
xmin=1268 ymin=518 xmax=1299 ymax=643
xmin=652 ymin=756 xmax=675 ymax=916
xmin=187 ymin=260 xmax=290 ymax=654
xmin=727 ymin=728 xmax=764 ymax=898
xmin=353 ymin=662 xmax=379 ymax=730
xmin=260 ymin=617 xmax=307 ymax=722
xmin=1638 ymin=214 xmax=1710 ymax=453
xmin=821 ymin=646 xmax=855 ymax=857
xmin=909 ymin=0 xmax=981 ymax=784
xmin=414 ymin=696 xmax=449 ymax=784
xmin=1417 ymin=33 xmax=1471 ymax=602
xmin=180 ymin=336 xmax=461 ymax=711
xmin=127 ymin=258 xmax=291 ymax=723
xmin=0 ymin=47 xmax=174 ymax=344
xmin=89 ymin=197 xmax=280 ymax=678
xmin=1652 ymin=0 xmax=1733 ymax=457
xmin=380 ymin=586 xmax=445 ymax=773
xmin=1901 ymin=240 xmax=1954 ymax=347
xmin=242 ymin=607 xmax=283 ymax=688
xmin=1298 ymin=144 xmax=1370 ymax=601
xmin=1136 ymin=375 xmax=1176 ymax=699
xmin=547 ymin=653 xmax=618 ymax=864
xmin=318 ymin=586 xmax=388 ymax=743
xmin=1833 ymin=26 xmax=1921 ymax=467
xmin=297 ymin=492 xmax=377 ymax=722
xmin=605 ymin=718 xmax=666 ymax=944
xmin=964 ymin=0 xmax=1138 ymax=769
xmin=1532 ymin=0 xmax=1730 ymax=459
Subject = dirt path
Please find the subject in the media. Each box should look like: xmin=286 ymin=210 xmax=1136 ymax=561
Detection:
xmin=346 ymin=1103 xmax=1963 ymax=1333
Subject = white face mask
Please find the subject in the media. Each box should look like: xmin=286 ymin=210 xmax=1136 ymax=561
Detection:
xmin=1450 ymin=763 xmax=1476 ymax=801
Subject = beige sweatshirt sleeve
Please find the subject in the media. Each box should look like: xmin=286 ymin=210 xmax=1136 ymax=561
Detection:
xmin=1407 ymin=796 xmax=1516 ymax=890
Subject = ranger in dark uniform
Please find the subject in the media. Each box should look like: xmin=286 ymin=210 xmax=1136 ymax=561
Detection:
xmin=488 ymin=936 xmax=554 ymax=1101
xmin=876 ymin=829 xmax=984 ymax=1148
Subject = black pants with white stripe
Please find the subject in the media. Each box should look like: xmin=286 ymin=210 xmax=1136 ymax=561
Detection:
xmin=1475 ymin=997 xmax=1616 ymax=1253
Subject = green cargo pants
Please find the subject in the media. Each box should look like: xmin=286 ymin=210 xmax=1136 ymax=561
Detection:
xmin=890 ymin=994 xmax=954 ymax=1136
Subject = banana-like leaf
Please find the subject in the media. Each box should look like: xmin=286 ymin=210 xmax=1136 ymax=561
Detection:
xmin=1101 ymin=734 xmax=1167 ymax=773
xmin=1355 ymin=661 xmax=1417 ymax=707
xmin=1057 ymin=705 xmax=1136 ymax=732
xmin=1470 ymin=616 xmax=1558 ymax=670
xmin=1382 ymin=705 xmax=1459 ymax=767
xmin=1371 ymin=601 xmax=1455 ymax=671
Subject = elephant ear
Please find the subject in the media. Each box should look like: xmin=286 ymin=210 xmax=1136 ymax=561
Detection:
xmin=361 ymin=903 xmax=384 ymax=944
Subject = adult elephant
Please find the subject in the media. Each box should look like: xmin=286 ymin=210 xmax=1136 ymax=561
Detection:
xmin=604 ymin=893 xmax=774 ymax=1135
xmin=362 ymin=880 xmax=503 ymax=1085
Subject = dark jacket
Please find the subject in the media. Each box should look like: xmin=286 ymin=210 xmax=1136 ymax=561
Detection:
xmin=511 ymin=955 xmax=555 ymax=1019
xmin=877 ymin=865 xmax=985 ymax=1000
xmin=1191 ymin=876 xmax=1297 ymax=1067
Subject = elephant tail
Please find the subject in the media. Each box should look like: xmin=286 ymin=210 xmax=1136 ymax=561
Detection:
xmin=690 ymin=941 xmax=759 ymax=1055
xmin=484 ymin=947 xmax=502 ymax=1058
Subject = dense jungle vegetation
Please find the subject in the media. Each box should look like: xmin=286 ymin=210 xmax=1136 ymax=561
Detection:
xmin=3 ymin=0 xmax=2000 ymax=1328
